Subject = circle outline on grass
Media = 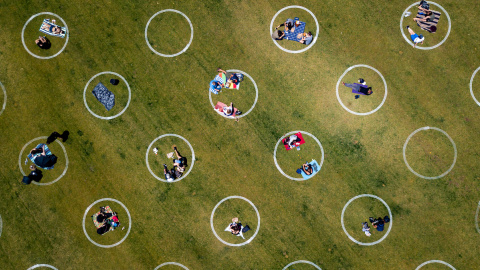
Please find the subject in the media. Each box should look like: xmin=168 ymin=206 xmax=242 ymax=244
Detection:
xmin=145 ymin=9 xmax=194 ymax=57
xmin=273 ymin=131 xmax=324 ymax=181
xmin=282 ymin=260 xmax=322 ymax=270
xmin=469 ymin=66 xmax=480 ymax=106
xmin=18 ymin=136 xmax=69 ymax=186
xmin=0 ymin=81 xmax=6 ymax=116
xmin=341 ymin=194 xmax=393 ymax=246
xmin=403 ymin=126 xmax=457 ymax=180
xmin=335 ymin=64 xmax=388 ymax=116
xmin=82 ymin=198 xmax=132 ymax=248
xmin=83 ymin=71 xmax=132 ymax=120
xmin=208 ymin=69 xmax=259 ymax=119
xmin=146 ymin=134 xmax=195 ymax=183
xmin=154 ymin=262 xmax=189 ymax=270
xmin=27 ymin=265 xmax=58 ymax=270
xmin=400 ymin=1 xmax=451 ymax=50
xmin=21 ymin=12 xmax=69 ymax=60
xmin=415 ymin=260 xmax=456 ymax=270
xmin=269 ymin=5 xmax=320 ymax=54
xmin=210 ymin=196 xmax=260 ymax=247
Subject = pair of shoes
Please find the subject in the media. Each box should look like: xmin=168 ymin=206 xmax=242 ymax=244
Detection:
xmin=355 ymin=95 xmax=360 ymax=99
xmin=369 ymin=217 xmax=374 ymax=223
xmin=235 ymin=111 xmax=242 ymax=115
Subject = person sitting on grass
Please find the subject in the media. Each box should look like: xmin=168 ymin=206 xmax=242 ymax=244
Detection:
xmin=163 ymin=164 xmax=176 ymax=182
xmin=230 ymin=218 xmax=242 ymax=235
xmin=406 ymin=26 xmax=424 ymax=48
xmin=299 ymin=31 xmax=313 ymax=45
xmin=223 ymin=102 xmax=242 ymax=117
xmin=35 ymin=36 xmax=51 ymax=49
xmin=414 ymin=10 xmax=434 ymax=23
xmin=362 ymin=222 xmax=371 ymax=237
xmin=283 ymin=134 xmax=301 ymax=149
xmin=302 ymin=162 xmax=313 ymax=175
xmin=172 ymin=146 xmax=187 ymax=176
xmin=369 ymin=216 xmax=390 ymax=232
xmin=272 ymin=29 xmax=285 ymax=40
xmin=275 ymin=19 xmax=295 ymax=33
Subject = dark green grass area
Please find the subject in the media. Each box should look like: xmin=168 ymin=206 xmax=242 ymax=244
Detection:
xmin=1 ymin=0 xmax=480 ymax=269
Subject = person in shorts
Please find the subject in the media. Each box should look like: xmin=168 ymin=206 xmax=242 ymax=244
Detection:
xmin=163 ymin=164 xmax=176 ymax=182
xmin=172 ymin=146 xmax=187 ymax=176
xmin=406 ymin=26 xmax=424 ymax=48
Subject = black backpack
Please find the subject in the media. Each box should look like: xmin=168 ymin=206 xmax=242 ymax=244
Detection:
xmin=242 ymin=225 xmax=251 ymax=233
xmin=420 ymin=0 xmax=429 ymax=9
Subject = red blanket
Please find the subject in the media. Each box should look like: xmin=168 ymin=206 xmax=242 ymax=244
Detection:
xmin=282 ymin=132 xmax=305 ymax=150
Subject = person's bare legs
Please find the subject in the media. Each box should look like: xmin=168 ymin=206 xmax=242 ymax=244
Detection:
xmin=174 ymin=148 xmax=182 ymax=159
xmin=407 ymin=27 xmax=415 ymax=35
xmin=413 ymin=17 xmax=427 ymax=23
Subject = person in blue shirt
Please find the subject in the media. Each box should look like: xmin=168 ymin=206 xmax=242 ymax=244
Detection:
xmin=300 ymin=31 xmax=313 ymax=45
xmin=209 ymin=80 xmax=223 ymax=94
xmin=406 ymin=26 xmax=424 ymax=48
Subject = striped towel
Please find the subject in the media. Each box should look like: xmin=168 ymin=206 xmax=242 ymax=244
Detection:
xmin=415 ymin=10 xmax=441 ymax=33
xmin=284 ymin=20 xmax=306 ymax=42
xmin=92 ymin=206 xmax=114 ymax=229
xmin=28 ymin=143 xmax=54 ymax=170
xmin=39 ymin=19 xmax=67 ymax=38
xmin=209 ymin=73 xmax=227 ymax=94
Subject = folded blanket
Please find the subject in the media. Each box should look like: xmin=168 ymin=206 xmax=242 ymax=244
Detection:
xmin=415 ymin=10 xmax=441 ymax=32
xmin=39 ymin=19 xmax=67 ymax=38
xmin=284 ymin=19 xmax=306 ymax=42
xmin=92 ymin=82 xmax=115 ymax=111
xmin=28 ymin=143 xmax=55 ymax=170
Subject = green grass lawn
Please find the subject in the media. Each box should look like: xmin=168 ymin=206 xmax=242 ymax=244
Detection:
xmin=1 ymin=0 xmax=480 ymax=269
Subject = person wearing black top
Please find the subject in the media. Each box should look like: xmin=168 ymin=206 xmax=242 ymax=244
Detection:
xmin=35 ymin=36 xmax=51 ymax=49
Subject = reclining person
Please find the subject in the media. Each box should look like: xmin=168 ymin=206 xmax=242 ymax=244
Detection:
xmin=283 ymin=134 xmax=301 ymax=149
xmin=163 ymin=164 xmax=177 ymax=182
xmin=172 ymin=146 xmax=188 ymax=177
xmin=230 ymin=218 xmax=242 ymax=235
xmin=302 ymin=162 xmax=313 ymax=175
xmin=40 ymin=19 xmax=65 ymax=35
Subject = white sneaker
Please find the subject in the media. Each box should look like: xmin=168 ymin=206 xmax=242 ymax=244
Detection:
xmin=404 ymin=11 xmax=411 ymax=17
xmin=153 ymin=147 xmax=158 ymax=155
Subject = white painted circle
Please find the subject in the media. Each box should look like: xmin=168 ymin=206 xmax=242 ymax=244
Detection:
xmin=145 ymin=9 xmax=194 ymax=57
xmin=146 ymin=134 xmax=195 ymax=183
xmin=415 ymin=260 xmax=456 ymax=270
xmin=154 ymin=262 xmax=189 ymax=270
xmin=18 ymin=136 xmax=69 ymax=186
xmin=273 ymin=131 xmax=324 ymax=181
xmin=269 ymin=6 xmax=320 ymax=54
xmin=400 ymin=2 xmax=451 ymax=50
xmin=210 ymin=196 xmax=260 ymax=247
xmin=469 ymin=66 xmax=480 ymax=106
xmin=403 ymin=127 xmax=457 ymax=180
xmin=208 ymin=69 xmax=259 ymax=119
xmin=0 ymin=81 xmax=6 ymax=116
xmin=335 ymin=64 xmax=388 ymax=116
xmin=21 ymin=12 xmax=69 ymax=60
xmin=282 ymin=260 xmax=322 ymax=270
xmin=83 ymin=71 xmax=132 ymax=120
xmin=341 ymin=194 xmax=393 ymax=246
xmin=82 ymin=198 xmax=132 ymax=248
xmin=27 ymin=265 xmax=58 ymax=270
xmin=475 ymin=201 xmax=480 ymax=234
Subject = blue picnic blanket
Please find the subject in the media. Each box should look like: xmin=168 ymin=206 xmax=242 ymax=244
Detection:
xmin=39 ymin=19 xmax=66 ymax=38
xmin=300 ymin=159 xmax=321 ymax=180
xmin=209 ymin=73 xmax=226 ymax=94
xmin=284 ymin=20 xmax=306 ymax=42
xmin=28 ymin=143 xmax=55 ymax=170
xmin=92 ymin=82 xmax=115 ymax=111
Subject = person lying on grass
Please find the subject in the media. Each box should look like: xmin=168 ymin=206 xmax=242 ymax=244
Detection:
xmin=41 ymin=19 xmax=65 ymax=35
xmin=342 ymin=81 xmax=373 ymax=96
xmin=302 ymin=162 xmax=313 ymax=175
xmin=283 ymin=134 xmax=301 ymax=149
xmin=230 ymin=218 xmax=241 ymax=235
xmin=35 ymin=36 xmax=51 ymax=49
xmin=414 ymin=10 xmax=433 ymax=23
xmin=406 ymin=26 xmax=424 ymax=48
xmin=172 ymin=146 xmax=187 ymax=176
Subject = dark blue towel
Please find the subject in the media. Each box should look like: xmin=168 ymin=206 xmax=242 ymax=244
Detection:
xmin=92 ymin=82 xmax=115 ymax=111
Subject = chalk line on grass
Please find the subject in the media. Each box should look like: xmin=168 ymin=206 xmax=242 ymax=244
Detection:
xmin=415 ymin=260 xmax=456 ymax=270
xmin=154 ymin=262 xmax=189 ymax=270
xmin=282 ymin=260 xmax=322 ymax=270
